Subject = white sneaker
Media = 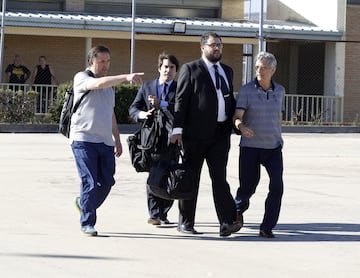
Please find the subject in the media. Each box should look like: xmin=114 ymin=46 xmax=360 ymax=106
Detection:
xmin=81 ymin=225 xmax=98 ymax=236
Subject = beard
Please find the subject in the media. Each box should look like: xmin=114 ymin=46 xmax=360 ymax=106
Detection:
xmin=205 ymin=52 xmax=222 ymax=63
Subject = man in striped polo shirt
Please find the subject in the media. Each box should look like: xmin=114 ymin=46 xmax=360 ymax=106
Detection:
xmin=233 ymin=51 xmax=285 ymax=238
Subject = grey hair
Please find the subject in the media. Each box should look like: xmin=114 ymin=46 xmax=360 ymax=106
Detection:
xmin=256 ymin=51 xmax=277 ymax=68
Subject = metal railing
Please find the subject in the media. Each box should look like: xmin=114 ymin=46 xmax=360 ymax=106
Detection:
xmin=284 ymin=94 xmax=343 ymax=124
xmin=0 ymin=83 xmax=58 ymax=114
xmin=0 ymin=83 xmax=344 ymax=124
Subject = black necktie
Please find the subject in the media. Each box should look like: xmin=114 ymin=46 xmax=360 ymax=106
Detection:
xmin=161 ymin=83 xmax=167 ymax=100
xmin=214 ymin=64 xmax=220 ymax=90
xmin=214 ymin=65 xmax=232 ymax=117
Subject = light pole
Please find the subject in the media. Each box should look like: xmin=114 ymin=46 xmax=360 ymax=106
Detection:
xmin=258 ymin=0 xmax=265 ymax=52
xmin=0 ymin=0 xmax=6 ymax=82
xmin=130 ymin=0 xmax=136 ymax=74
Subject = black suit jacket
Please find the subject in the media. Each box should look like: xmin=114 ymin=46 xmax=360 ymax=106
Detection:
xmin=173 ymin=59 xmax=235 ymax=140
xmin=129 ymin=79 xmax=177 ymax=122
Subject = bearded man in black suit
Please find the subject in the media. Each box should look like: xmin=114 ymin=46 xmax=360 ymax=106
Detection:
xmin=170 ymin=32 xmax=241 ymax=237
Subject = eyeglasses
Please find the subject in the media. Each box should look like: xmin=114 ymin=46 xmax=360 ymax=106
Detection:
xmin=205 ymin=43 xmax=224 ymax=49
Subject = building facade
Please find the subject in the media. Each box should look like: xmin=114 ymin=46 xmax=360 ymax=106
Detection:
xmin=1 ymin=0 xmax=359 ymax=123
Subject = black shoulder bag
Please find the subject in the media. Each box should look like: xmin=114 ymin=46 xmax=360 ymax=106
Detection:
xmin=59 ymin=70 xmax=94 ymax=138
xmin=147 ymin=143 xmax=195 ymax=200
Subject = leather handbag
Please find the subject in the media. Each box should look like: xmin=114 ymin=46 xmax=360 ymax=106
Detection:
xmin=147 ymin=144 xmax=195 ymax=200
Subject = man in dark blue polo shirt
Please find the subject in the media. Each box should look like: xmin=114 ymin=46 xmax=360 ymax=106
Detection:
xmin=233 ymin=51 xmax=285 ymax=238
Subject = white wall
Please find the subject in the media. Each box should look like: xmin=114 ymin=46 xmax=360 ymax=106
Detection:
xmin=267 ymin=0 xmax=346 ymax=31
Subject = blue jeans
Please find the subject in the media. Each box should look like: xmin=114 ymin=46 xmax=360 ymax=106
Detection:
xmin=71 ymin=141 xmax=116 ymax=227
xmin=235 ymin=146 xmax=284 ymax=231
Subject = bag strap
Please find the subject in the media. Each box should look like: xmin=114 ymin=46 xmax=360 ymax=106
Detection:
xmin=177 ymin=143 xmax=186 ymax=163
xmin=72 ymin=70 xmax=95 ymax=113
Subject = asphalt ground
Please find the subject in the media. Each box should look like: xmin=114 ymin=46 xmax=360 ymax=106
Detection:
xmin=0 ymin=132 xmax=359 ymax=278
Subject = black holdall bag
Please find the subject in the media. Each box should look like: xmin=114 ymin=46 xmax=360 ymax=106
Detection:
xmin=127 ymin=108 xmax=173 ymax=172
xmin=127 ymin=116 xmax=157 ymax=172
xmin=147 ymin=143 xmax=195 ymax=200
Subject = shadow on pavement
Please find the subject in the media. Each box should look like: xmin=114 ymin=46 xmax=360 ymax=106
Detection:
xmin=99 ymin=222 xmax=360 ymax=242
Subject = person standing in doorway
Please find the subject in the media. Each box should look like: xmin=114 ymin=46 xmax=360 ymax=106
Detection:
xmin=32 ymin=55 xmax=59 ymax=113
xmin=72 ymin=45 xmax=143 ymax=236
xmin=32 ymin=55 xmax=59 ymax=85
xmin=170 ymin=32 xmax=241 ymax=237
xmin=129 ymin=52 xmax=180 ymax=226
xmin=233 ymin=51 xmax=285 ymax=238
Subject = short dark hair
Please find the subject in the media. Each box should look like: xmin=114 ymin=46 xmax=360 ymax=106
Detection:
xmin=158 ymin=52 xmax=180 ymax=71
xmin=87 ymin=45 xmax=110 ymax=64
xmin=200 ymin=32 xmax=222 ymax=46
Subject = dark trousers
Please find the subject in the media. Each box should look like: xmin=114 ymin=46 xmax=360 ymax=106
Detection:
xmin=235 ymin=146 xmax=284 ymax=231
xmin=71 ymin=141 xmax=115 ymax=227
xmin=146 ymin=187 xmax=173 ymax=219
xmin=178 ymin=126 xmax=237 ymax=228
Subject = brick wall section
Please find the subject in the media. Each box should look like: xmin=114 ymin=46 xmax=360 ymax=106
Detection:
xmin=3 ymin=35 xmax=87 ymax=83
xmin=344 ymin=5 xmax=360 ymax=123
xmin=3 ymin=35 xmax=244 ymax=91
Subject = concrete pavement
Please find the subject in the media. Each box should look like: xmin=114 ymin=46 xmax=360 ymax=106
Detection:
xmin=0 ymin=132 xmax=359 ymax=277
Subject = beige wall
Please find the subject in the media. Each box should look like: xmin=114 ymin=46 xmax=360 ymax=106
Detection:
xmin=221 ymin=0 xmax=244 ymax=19
xmin=344 ymin=5 xmax=360 ymax=123
xmin=3 ymin=35 xmax=244 ymax=91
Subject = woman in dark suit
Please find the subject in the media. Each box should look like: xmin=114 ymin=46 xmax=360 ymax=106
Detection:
xmin=129 ymin=52 xmax=179 ymax=225
xmin=170 ymin=32 xmax=241 ymax=237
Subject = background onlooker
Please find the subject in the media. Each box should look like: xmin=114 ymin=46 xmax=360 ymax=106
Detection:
xmin=32 ymin=55 xmax=59 ymax=86
xmin=5 ymin=54 xmax=31 ymax=91
xmin=32 ymin=55 xmax=59 ymax=113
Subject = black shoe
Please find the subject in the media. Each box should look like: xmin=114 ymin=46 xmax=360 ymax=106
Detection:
xmin=259 ymin=230 xmax=275 ymax=238
xmin=219 ymin=221 xmax=242 ymax=237
xmin=177 ymin=224 xmax=202 ymax=234
xmin=160 ymin=218 xmax=172 ymax=225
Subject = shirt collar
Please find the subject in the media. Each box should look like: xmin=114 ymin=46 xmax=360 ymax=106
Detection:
xmin=158 ymin=79 xmax=173 ymax=86
xmin=254 ymin=78 xmax=275 ymax=91
xmin=202 ymin=57 xmax=220 ymax=71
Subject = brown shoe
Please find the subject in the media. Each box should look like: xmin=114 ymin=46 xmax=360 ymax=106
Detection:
xmin=147 ymin=217 xmax=161 ymax=225
xmin=236 ymin=211 xmax=244 ymax=227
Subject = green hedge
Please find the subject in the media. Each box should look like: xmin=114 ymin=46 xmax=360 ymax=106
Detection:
xmin=47 ymin=83 xmax=139 ymax=124
xmin=0 ymin=89 xmax=38 ymax=123
xmin=114 ymin=84 xmax=139 ymax=124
